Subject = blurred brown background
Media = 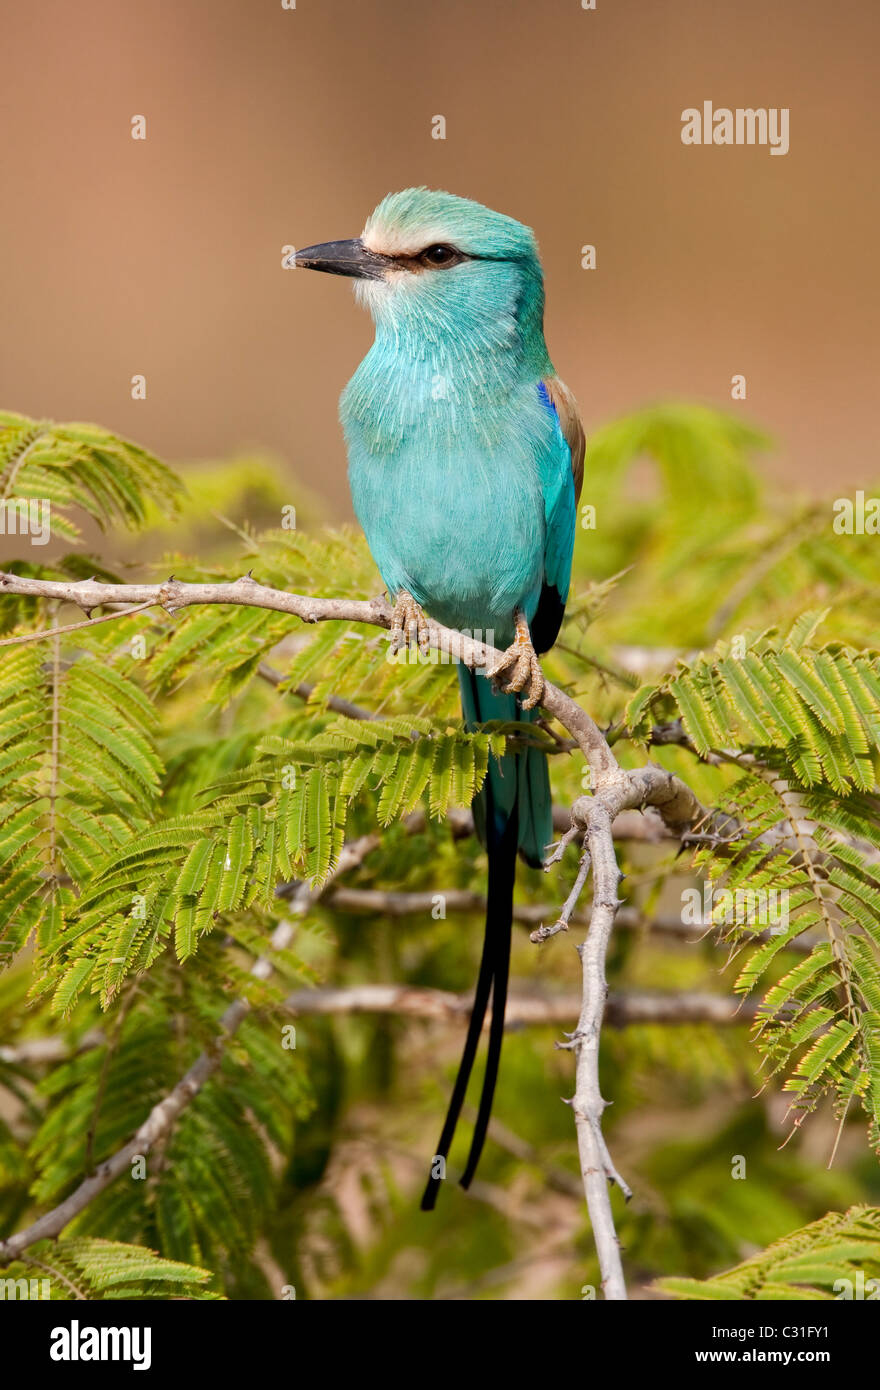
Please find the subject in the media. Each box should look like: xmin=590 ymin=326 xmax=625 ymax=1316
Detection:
xmin=1 ymin=0 xmax=877 ymax=513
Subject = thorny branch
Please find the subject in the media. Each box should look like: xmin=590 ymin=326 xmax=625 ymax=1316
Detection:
xmin=281 ymin=983 xmax=757 ymax=1027
xmin=0 ymin=987 xmax=754 ymax=1069
xmin=0 ymin=569 xmax=724 ymax=1296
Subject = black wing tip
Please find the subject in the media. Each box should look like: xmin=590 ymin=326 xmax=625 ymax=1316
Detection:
xmin=530 ymin=582 xmax=566 ymax=656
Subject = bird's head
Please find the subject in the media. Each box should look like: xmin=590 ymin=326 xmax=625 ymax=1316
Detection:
xmin=295 ymin=188 xmax=547 ymax=355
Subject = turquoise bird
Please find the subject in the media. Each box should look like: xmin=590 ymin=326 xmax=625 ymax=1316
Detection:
xmin=295 ymin=189 xmax=584 ymax=1208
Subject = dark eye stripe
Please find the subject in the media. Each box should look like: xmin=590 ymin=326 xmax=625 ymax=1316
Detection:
xmin=386 ymin=244 xmax=466 ymax=272
xmin=386 ymin=247 xmax=517 ymax=272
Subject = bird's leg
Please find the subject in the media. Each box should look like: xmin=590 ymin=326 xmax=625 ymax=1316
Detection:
xmin=389 ymin=588 xmax=431 ymax=656
xmin=486 ymin=608 xmax=545 ymax=710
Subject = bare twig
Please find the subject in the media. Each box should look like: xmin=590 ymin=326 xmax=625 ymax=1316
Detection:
xmin=325 ymin=887 xmax=822 ymax=956
xmin=0 ymin=990 xmax=753 ymax=1076
xmin=282 ymin=983 xmax=754 ymax=1028
xmin=257 ymin=661 xmax=377 ymax=722
xmin=546 ymin=764 xmax=726 ymax=1300
xmin=0 ymin=600 xmax=154 ymax=649
xmin=0 ymin=571 xmax=624 ymax=781
xmin=0 ymin=1029 xmax=106 ymax=1065
xmin=561 ymin=799 xmax=630 ymax=1298
xmin=530 ymin=848 xmax=592 ymax=943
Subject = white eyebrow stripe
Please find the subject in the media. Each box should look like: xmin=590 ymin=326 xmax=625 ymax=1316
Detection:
xmin=361 ymin=222 xmax=456 ymax=256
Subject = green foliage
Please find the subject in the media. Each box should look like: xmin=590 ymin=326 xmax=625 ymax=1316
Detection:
xmin=0 ymin=1238 xmax=216 ymax=1300
xmin=585 ymin=403 xmax=765 ymax=536
xmin=41 ymin=715 xmax=504 ymax=1011
xmin=0 ymin=947 xmax=313 ymax=1293
xmin=0 ymin=400 xmax=878 ymax=1299
xmin=622 ymin=624 xmax=880 ymax=1152
xmin=657 ymin=1206 xmax=880 ymax=1300
xmin=626 ymin=618 xmax=880 ymax=792
xmin=0 ymin=645 xmax=163 ymax=962
xmin=0 ymin=410 xmax=182 ymax=541
xmin=575 ymin=405 xmax=880 ymax=649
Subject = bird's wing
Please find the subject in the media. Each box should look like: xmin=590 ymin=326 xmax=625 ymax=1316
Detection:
xmin=543 ymin=374 xmax=585 ymax=505
xmin=530 ymin=377 xmax=583 ymax=654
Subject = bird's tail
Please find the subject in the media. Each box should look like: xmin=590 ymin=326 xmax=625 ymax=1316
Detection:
xmin=420 ymin=666 xmax=552 ymax=1211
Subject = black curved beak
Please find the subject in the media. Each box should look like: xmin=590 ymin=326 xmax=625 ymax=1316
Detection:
xmin=294 ymin=238 xmax=392 ymax=280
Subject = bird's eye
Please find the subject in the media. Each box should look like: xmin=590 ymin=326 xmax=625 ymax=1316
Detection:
xmin=419 ymin=244 xmax=461 ymax=268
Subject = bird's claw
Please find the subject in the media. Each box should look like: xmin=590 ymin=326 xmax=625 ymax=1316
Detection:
xmin=486 ymin=634 xmax=545 ymax=710
xmin=389 ymin=590 xmax=431 ymax=656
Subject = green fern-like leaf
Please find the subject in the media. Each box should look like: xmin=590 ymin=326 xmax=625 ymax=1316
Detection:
xmin=657 ymin=1206 xmax=880 ymax=1300
xmin=0 ymin=411 xmax=183 ymax=541
xmin=0 ymin=646 xmax=163 ymax=961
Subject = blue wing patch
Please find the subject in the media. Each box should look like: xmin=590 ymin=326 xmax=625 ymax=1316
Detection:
xmin=531 ymin=382 xmax=576 ymax=653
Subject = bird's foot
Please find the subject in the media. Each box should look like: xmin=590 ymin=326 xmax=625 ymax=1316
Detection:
xmin=389 ymin=589 xmax=431 ymax=656
xmin=486 ymin=610 xmax=545 ymax=710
